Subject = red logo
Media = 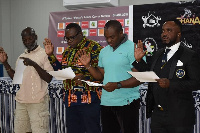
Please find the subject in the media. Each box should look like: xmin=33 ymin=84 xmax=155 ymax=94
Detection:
xmin=82 ymin=21 xmax=89 ymax=29
xmin=125 ymin=27 xmax=129 ymax=35
xmin=56 ymin=55 xmax=63 ymax=62
xmin=57 ymin=31 xmax=65 ymax=37
xmin=89 ymin=29 xmax=97 ymax=36
xmin=116 ymin=19 xmax=124 ymax=26
xmin=98 ymin=20 xmax=106 ymax=28
xmin=65 ymin=22 xmax=71 ymax=27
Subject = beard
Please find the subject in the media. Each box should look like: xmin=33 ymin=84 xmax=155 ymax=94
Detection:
xmin=26 ymin=41 xmax=38 ymax=52
xmin=162 ymin=39 xmax=176 ymax=47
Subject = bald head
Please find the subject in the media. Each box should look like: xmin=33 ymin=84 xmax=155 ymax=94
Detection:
xmin=21 ymin=27 xmax=36 ymax=37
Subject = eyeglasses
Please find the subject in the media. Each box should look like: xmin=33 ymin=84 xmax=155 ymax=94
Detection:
xmin=64 ymin=31 xmax=80 ymax=42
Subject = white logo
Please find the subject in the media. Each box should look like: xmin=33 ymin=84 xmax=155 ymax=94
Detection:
xmin=142 ymin=12 xmax=161 ymax=28
xmin=181 ymin=38 xmax=192 ymax=49
xmin=62 ymin=17 xmax=72 ymax=20
xmin=181 ymin=8 xmax=192 ymax=18
xmin=143 ymin=37 xmax=158 ymax=56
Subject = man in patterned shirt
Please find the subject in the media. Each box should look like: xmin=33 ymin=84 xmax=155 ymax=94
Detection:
xmin=44 ymin=23 xmax=102 ymax=133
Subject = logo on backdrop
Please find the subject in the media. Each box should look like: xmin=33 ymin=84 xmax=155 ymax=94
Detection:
xmin=143 ymin=37 xmax=158 ymax=56
xmin=177 ymin=8 xmax=200 ymax=25
xmin=142 ymin=12 xmax=161 ymax=28
xmin=181 ymin=38 xmax=193 ymax=49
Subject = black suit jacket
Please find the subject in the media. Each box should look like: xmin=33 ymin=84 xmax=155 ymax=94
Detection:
xmin=133 ymin=44 xmax=200 ymax=126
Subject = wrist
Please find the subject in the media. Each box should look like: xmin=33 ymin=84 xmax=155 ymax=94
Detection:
xmin=117 ymin=82 xmax=122 ymax=89
xmin=85 ymin=64 xmax=91 ymax=70
xmin=48 ymin=53 xmax=53 ymax=57
xmin=136 ymin=59 xmax=141 ymax=63
xmin=2 ymin=61 xmax=8 ymax=66
xmin=6 ymin=68 xmax=12 ymax=72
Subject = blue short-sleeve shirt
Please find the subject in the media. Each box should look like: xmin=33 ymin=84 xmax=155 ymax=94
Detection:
xmin=98 ymin=40 xmax=140 ymax=106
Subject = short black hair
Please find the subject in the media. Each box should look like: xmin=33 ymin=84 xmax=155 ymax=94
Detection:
xmin=66 ymin=23 xmax=82 ymax=32
xmin=104 ymin=20 xmax=123 ymax=33
xmin=21 ymin=27 xmax=36 ymax=36
xmin=165 ymin=19 xmax=182 ymax=32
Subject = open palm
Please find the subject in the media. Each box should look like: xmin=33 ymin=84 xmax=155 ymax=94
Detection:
xmin=43 ymin=38 xmax=54 ymax=56
xmin=78 ymin=50 xmax=91 ymax=66
xmin=134 ymin=40 xmax=146 ymax=62
xmin=0 ymin=47 xmax=8 ymax=63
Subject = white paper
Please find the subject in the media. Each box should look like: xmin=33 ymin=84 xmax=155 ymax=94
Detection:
xmin=48 ymin=67 xmax=75 ymax=80
xmin=13 ymin=59 xmax=27 ymax=84
xmin=128 ymin=71 xmax=160 ymax=82
xmin=80 ymin=79 xmax=103 ymax=86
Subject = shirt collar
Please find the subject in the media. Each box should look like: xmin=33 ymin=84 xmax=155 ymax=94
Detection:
xmin=113 ymin=34 xmax=128 ymax=51
xmin=25 ymin=45 xmax=40 ymax=54
xmin=69 ymin=36 xmax=87 ymax=50
xmin=166 ymin=42 xmax=180 ymax=53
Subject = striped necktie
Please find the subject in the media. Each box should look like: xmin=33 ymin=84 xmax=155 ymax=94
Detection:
xmin=161 ymin=49 xmax=170 ymax=69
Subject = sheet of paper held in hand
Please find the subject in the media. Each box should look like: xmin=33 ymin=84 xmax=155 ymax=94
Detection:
xmin=13 ymin=59 xmax=27 ymax=84
xmin=127 ymin=71 xmax=160 ymax=82
xmin=80 ymin=80 xmax=104 ymax=86
xmin=48 ymin=67 xmax=75 ymax=80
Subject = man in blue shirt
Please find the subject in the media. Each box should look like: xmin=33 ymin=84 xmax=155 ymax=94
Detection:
xmin=79 ymin=20 xmax=142 ymax=133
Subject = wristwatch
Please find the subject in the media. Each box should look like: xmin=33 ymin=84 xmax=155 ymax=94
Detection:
xmin=117 ymin=82 xmax=122 ymax=89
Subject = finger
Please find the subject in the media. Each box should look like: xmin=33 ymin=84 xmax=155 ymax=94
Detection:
xmin=138 ymin=40 xmax=143 ymax=47
xmin=46 ymin=38 xmax=51 ymax=43
xmin=43 ymin=42 xmax=46 ymax=46
xmin=134 ymin=43 xmax=137 ymax=50
xmin=23 ymin=60 xmax=27 ymax=65
xmin=83 ymin=49 xmax=87 ymax=55
xmin=79 ymin=50 xmax=84 ymax=57
xmin=20 ymin=57 xmax=26 ymax=60
xmin=0 ymin=47 xmax=4 ymax=50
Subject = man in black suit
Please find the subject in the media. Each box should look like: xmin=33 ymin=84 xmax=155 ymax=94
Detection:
xmin=132 ymin=19 xmax=200 ymax=133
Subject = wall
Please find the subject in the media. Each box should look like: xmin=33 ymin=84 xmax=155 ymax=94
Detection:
xmin=0 ymin=0 xmax=2 ymax=46
xmin=0 ymin=0 xmax=66 ymax=76
xmin=120 ymin=0 xmax=191 ymax=6
xmin=0 ymin=0 xmax=12 ymax=77
xmin=0 ymin=0 xmax=192 ymax=76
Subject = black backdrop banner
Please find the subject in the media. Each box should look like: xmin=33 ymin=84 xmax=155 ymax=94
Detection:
xmin=133 ymin=1 xmax=200 ymax=67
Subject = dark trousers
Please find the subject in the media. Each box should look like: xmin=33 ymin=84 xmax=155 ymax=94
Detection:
xmin=151 ymin=110 xmax=194 ymax=133
xmin=65 ymin=100 xmax=101 ymax=133
xmin=101 ymin=99 xmax=140 ymax=133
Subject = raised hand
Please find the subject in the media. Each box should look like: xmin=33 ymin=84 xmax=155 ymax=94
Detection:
xmin=0 ymin=47 xmax=8 ymax=63
xmin=78 ymin=49 xmax=91 ymax=68
xmin=43 ymin=38 xmax=54 ymax=56
xmin=134 ymin=40 xmax=146 ymax=62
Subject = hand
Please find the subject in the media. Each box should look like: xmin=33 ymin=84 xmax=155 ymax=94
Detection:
xmin=155 ymin=78 xmax=170 ymax=88
xmin=134 ymin=40 xmax=146 ymax=62
xmin=78 ymin=49 xmax=91 ymax=68
xmin=0 ymin=47 xmax=8 ymax=63
xmin=43 ymin=38 xmax=54 ymax=56
xmin=103 ymin=82 xmax=118 ymax=92
xmin=20 ymin=57 xmax=36 ymax=66
xmin=73 ymin=73 xmax=85 ymax=85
